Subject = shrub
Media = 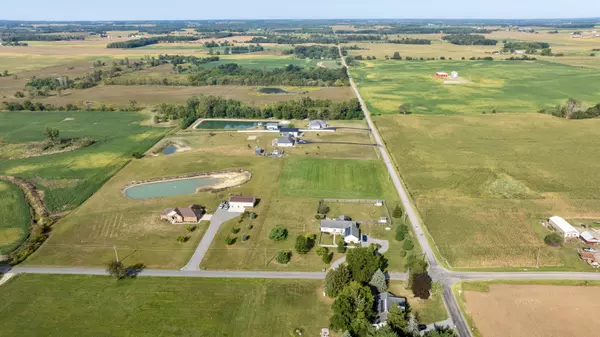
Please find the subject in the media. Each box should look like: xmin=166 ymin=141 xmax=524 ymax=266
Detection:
xmin=395 ymin=228 xmax=406 ymax=242
xmin=231 ymin=227 xmax=241 ymax=234
xmin=242 ymin=234 xmax=249 ymax=241
xmin=402 ymin=239 xmax=414 ymax=251
xmin=314 ymin=214 xmax=325 ymax=220
xmin=295 ymin=236 xmax=311 ymax=254
xmin=185 ymin=224 xmax=196 ymax=233
xmin=392 ymin=205 xmax=403 ymax=218
xmin=322 ymin=252 xmax=333 ymax=264
xmin=317 ymin=201 xmax=330 ymax=214
xmin=176 ymin=235 xmax=189 ymax=243
xmin=316 ymin=246 xmax=329 ymax=257
xmin=106 ymin=261 xmax=127 ymax=280
xmin=132 ymin=151 xmax=144 ymax=159
xmin=544 ymin=232 xmax=564 ymax=247
xmin=399 ymin=250 xmax=407 ymax=257
xmin=246 ymin=223 xmax=253 ymax=230
xmin=224 ymin=236 xmax=235 ymax=245
xmin=269 ymin=226 xmax=288 ymax=241
xmin=337 ymin=239 xmax=346 ymax=253
xmin=275 ymin=250 xmax=291 ymax=264
xmin=248 ymin=212 xmax=257 ymax=219
xmin=305 ymin=232 xmax=316 ymax=240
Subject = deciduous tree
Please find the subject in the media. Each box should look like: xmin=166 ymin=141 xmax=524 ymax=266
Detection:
xmin=325 ymin=265 xmax=351 ymax=297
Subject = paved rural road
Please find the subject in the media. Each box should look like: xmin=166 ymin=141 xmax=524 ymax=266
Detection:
xmin=338 ymin=47 xmax=470 ymax=337
xmin=180 ymin=209 xmax=242 ymax=271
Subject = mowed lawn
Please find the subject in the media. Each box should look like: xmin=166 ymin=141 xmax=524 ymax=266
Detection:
xmin=0 ymin=181 xmax=31 ymax=255
xmin=377 ymin=113 xmax=600 ymax=269
xmin=0 ymin=111 xmax=167 ymax=212
xmin=351 ymin=60 xmax=600 ymax=115
xmin=0 ymin=274 xmax=332 ymax=337
xmin=279 ymin=157 xmax=392 ymax=199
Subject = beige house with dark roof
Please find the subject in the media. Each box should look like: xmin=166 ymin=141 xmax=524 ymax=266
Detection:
xmin=161 ymin=204 xmax=204 ymax=223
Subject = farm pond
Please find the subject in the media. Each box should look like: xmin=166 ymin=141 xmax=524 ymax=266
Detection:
xmin=124 ymin=177 xmax=219 ymax=199
xmin=195 ymin=120 xmax=265 ymax=130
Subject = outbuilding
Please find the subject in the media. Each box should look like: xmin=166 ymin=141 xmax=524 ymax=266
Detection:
xmin=274 ymin=135 xmax=296 ymax=147
xmin=279 ymin=128 xmax=301 ymax=137
xmin=549 ymin=216 xmax=579 ymax=238
xmin=266 ymin=122 xmax=279 ymax=131
xmin=435 ymin=72 xmax=449 ymax=78
xmin=229 ymin=195 xmax=256 ymax=212
xmin=581 ymin=231 xmax=600 ymax=244
xmin=308 ymin=120 xmax=328 ymax=129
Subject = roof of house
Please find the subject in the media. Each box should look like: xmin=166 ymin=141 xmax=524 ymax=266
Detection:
xmin=276 ymin=136 xmax=296 ymax=145
xmin=179 ymin=205 xmax=203 ymax=218
xmin=375 ymin=292 xmax=407 ymax=324
xmin=161 ymin=208 xmax=177 ymax=216
xmin=344 ymin=223 xmax=360 ymax=238
xmin=279 ymin=127 xmax=300 ymax=133
xmin=549 ymin=216 xmax=578 ymax=233
xmin=229 ymin=195 xmax=256 ymax=203
xmin=321 ymin=219 xmax=357 ymax=230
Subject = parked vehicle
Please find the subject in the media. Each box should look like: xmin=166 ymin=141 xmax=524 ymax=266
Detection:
xmin=583 ymin=247 xmax=597 ymax=252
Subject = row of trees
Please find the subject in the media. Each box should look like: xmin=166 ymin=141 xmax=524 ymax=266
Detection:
xmin=228 ymin=45 xmax=264 ymax=54
xmin=388 ymin=38 xmax=432 ymax=45
xmin=106 ymin=35 xmax=198 ymax=48
xmin=442 ymin=34 xmax=498 ymax=45
xmin=249 ymin=34 xmax=340 ymax=44
xmin=184 ymin=63 xmax=348 ymax=87
xmin=155 ymin=96 xmax=364 ymax=128
xmin=503 ymin=41 xmax=550 ymax=51
xmin=2 ymin=100 xmax=140 ymax=112
xmin=0 ymin=33 xmax=85 ymax=42
xmin=291 ymin=45 xmax=340 ymax=59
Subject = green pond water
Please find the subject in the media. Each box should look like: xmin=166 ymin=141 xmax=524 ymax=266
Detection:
xmin=124 ymin=177 xmax=219 ymax=199
xmin=195 ymin=120 xmax=263 ymax=130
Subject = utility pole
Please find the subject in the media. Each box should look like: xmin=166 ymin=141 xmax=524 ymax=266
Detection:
xmin=114 ymin=246 xmax=119 ymax=263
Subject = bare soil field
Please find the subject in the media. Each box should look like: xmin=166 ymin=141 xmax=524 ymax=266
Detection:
xmin=464 ymin=284 xmax=600 ymax=337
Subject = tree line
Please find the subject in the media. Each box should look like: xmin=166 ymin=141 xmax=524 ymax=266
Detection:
xmin=290 ymin=45 xmax=340 ymax=59
xmin=549 ymin=98 xmax=600 ymax=120
xmin=249 ymin=34 xmax=340 ymax=44
xmin=503 ymin=41 xmax=550 ymax=51
xmin=0 ymin=33 xmax=85 ymax=42
xmin=154 ymin=96 xmax=364 ymax=127
xmin=106 ymin=35 xmax=198 ymax=48
xmin=388 ymin=38 xmax=432 ymax=45
xmin=442 ymin=34 xmax=498 ymax=45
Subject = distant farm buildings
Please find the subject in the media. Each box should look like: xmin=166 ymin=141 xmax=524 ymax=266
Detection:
xmin=450 ymin=71 xmax=459 ymax=78
xmin=435 ymin=72 xmax=449 ymax=78
xmin=549 ymin=216 xmax=579 ymax=238
xmin=273 ymin=135 xmax=297 ymax=147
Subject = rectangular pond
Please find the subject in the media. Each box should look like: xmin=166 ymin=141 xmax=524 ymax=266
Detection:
xmin=195 ymin=120 xmax=264 ymax=130
xmin=124 ymin=177 xmax=219 ymax=199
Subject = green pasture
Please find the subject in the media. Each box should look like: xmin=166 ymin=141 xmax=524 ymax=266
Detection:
xmin=0 ymin=111 xmax=167 ymax=212
xmin=0 ymin=274 xmax=331 ymax=337
xmin=351 ymin=60 xmax=600 ymax=115
xmin=0 ymin=181 xmax=31 ymax=254
xmin=377 ymin=113 xmax=600 ymax=269
xmin=279 ymin=157 xmax=394 ymax=199
xmin=197 ymin=55 xmax=338 ymax=70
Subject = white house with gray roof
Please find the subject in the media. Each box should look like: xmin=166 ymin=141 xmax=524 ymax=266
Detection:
xmin=373 ymin=292 xmax=407 ymax=328
xmin=320 ymin=219 xmax=360 ymax=244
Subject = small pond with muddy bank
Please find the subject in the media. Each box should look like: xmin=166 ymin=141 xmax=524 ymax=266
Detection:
xmin=122 ymin=170 xmax=251 ymax=199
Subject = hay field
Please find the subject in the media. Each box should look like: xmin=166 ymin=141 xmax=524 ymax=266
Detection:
xmin=0 ymin=181 xmax=31 ymax=255
xmin=461 ymin=283 xmax=600 ymax=337
xmin=351 ymin=60 xmax=600 ymax=115
xmin=0 ymin=274 xmax=332 ymax=337
xmin=376 ymin=113 xmax=600 ymax=268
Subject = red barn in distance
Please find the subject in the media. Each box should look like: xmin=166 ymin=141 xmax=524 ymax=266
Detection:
xmin=435 ymin=72 xmax=449 ymax=78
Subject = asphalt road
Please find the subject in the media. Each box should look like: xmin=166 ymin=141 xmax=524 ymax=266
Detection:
xmin=338 ymin=48 xmax=469 ymax=337
xmin=180 ymin=209 xmax=242 ymax=271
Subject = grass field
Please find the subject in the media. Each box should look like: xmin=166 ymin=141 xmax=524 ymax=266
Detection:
xmin=456 ymin=281 xmax=600 ymax=337
xmin=388 ymin=281 xmax=448 ymax=324
xmin=0 ymin=181 xmax=31 ymax=255
xmin=376 ymin=113 xmax=600 ymax=269
xmin=279 ymin=157 xmax=392 ymax=199
xmin=351 ymin=59 xmax=600 ymax=115
xmin=0 ymin=111 xmax=167 ymax=212
xmin=0 ymin=274 xmax=332 ymax=337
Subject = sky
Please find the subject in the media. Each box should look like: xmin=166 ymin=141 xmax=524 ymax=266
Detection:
xmin=2 ymin=0 xmax=600 ymax=21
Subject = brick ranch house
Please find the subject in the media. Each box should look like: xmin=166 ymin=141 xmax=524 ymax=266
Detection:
xmin=161 ymin=204 xmax=204 ymax=224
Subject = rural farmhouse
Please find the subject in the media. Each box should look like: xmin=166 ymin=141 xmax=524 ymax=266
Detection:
xmin=160 ymin=204 xmax=204 ymax=224
xmin=308 ymin=120 xmax=328 ymax=129
xmin=373 ymin=292 xmax=408 ymax=328
xmin=320 ymin=218 xmax=360 ymax=244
